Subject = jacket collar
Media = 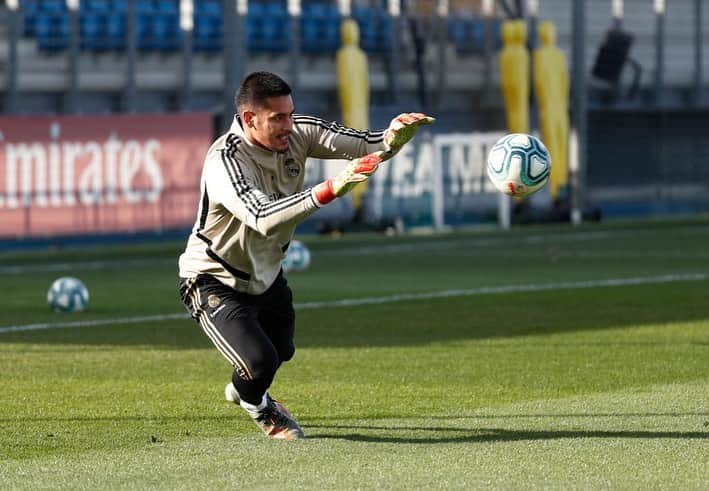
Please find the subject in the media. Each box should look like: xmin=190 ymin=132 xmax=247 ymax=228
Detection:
xmin=229 ymin=115 xmax=276 ymax=157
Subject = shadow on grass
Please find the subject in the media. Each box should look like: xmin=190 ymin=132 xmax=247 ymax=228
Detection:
xmin=307 ymin=424 xmax=709 ymax=444
xmin=3 ymin=411 xmax=708 ymax=426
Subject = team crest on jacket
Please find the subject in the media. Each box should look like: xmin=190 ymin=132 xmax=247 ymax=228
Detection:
xmin=207 ymin=294 xmax=221 ymax=308
xmin=284 ymin=158 xmax=300 ymax=177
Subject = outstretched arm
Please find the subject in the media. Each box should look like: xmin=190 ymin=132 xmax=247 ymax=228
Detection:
xmin=209 ymin=150 xmax=384 ymax=236
xmin=296 ymin=115 xmax=388 ymax=160
xmin=298 ymin=113 xmax=435 ymax=161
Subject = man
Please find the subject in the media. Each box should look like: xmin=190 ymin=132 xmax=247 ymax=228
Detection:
xmin=178 ymin=71 xmax=433 ymax=440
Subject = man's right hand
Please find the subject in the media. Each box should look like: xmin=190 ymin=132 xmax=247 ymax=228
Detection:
xmin=312 ymin=152 xmax=384 ymax=205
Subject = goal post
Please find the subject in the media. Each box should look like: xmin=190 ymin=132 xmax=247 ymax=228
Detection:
xmin=302 ymin=131 xmax=513 ymax=232
xmin=431 ymin=131 xmax=509 ymax=231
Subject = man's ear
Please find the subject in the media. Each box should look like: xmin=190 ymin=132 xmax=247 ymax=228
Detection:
xmin=242 ymin=110 xmax=256 ymax=128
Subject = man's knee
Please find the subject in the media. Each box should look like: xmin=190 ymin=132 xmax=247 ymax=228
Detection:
xmin=278 ymin=341 xmax=295 ymax=363
xmin=245 ymin=346 xmax=280 ymax=383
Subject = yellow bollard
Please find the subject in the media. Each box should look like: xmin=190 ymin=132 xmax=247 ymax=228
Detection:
xmin=500 ymin=20 xmax=530 ymax=135
xmin=336 ymin=19 xmax=370 ymax=214
xmin=533 ymin=21 xmax=570 ymax=200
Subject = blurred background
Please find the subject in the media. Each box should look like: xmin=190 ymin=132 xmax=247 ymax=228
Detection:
xmin=0 ymin=0 xmax=707 ymax=246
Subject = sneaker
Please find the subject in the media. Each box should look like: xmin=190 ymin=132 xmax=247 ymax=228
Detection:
xmin=224 ymin=382 xmax=240 ymax=404
xmin=251 ymin=395 xmax=304 ymax=441
xmin=227 ymin=383 xmax=294 ymax=418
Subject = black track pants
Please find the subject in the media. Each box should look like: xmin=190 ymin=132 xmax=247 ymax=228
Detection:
xmin=179 ymin=273 xmax=295 ymax=405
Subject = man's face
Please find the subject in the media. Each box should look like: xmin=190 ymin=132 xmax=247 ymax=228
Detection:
xmin=242 ymin=95 xmax=295 ymax=153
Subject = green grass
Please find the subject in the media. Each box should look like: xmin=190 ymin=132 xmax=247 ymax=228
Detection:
xmin=1 ymin=218 xmax=708 ymax=489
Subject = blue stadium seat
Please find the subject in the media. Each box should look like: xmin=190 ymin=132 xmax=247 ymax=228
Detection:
xmin=135 ymin=4 xmax=155 ymax=50
xmin=106 ymin=13 xmax=126 ymax=49
xmin=80 ymin=11 xmax=107 ymax=50
xmin=134 ymin=0 xmax=180 ymax=52
xmin=135 ymin=0 xmax=155 ymax=13
xmin=193 ymin=0 xmax=222 ymax=52
xmin=81 ymin=0 xmax=111 ymax=12
xmin=300 ymin=2 xmax=340 ymax=54
xmin=111 ymin=0 xmax=127 ymax=12
xmin=40 ymin=0 xmax=68 ymax=14
xmin=448 ymin=17 xmax=502 ymax=55
xmin=196 ymin=0 xmax=221 ymax=16
xmin=248 ymin=2 xmax=290 ymax=53
xmin=351 ymin=6 xmax=391 ymax=54
xmin=21 ymin=0 xmax=39 ymax=37
xmin=153 ymin=12 xmax=181 ymax=51
xmin=155 ymin=0 xmax=178 ymax=14
xmin=35 ymin=11 xmax=69 ymax=51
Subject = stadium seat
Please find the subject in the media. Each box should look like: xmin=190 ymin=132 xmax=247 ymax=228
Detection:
xmin=351 ymin=6 xmax=391 ymax=54
xmin=155 ymin=0 xmax=178 ymax=14
xmin=81 ymin=0 xmax=111 ymax=12
xmin=106 ymin=13 xmax=126 ymax=49
xmin=40 ymin=0 xmax=68 ymax=14
xmin=135 ymin=6 xmax=154 ymax=50
xmin=300 ymin=2 xmax=340 ymax=54
xmin=448 ymin=16 xmax=501 ymax=56
xmin=196 ymin=0 xmax=221 ymax=16
xmin=133 ymin=0 xmax=180 ymax=52
xmin=21 ymin=0 xmax=39 ymax=37
xmin=153 ymin=12 xmax=181 ymax=51
xmin=193 ymin=0 xmax=223 ymax=53
xmin=35 ymin=11 xmax=69 ymax=51
xmin=111 ymin=0 xmax=127 ymax=12
xmin=80 ymin=11 xmax=107 ymax=50
xmin=248 ymin=2 xmax=290 ymax=53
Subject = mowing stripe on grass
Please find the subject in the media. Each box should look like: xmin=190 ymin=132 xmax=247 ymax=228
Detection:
xmin=2 ymin=272 xmax=708 ymax=334
xmin=4 ymin=225 xmax=709 ymax=275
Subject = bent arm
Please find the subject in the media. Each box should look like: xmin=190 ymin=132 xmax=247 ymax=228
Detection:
xmin=208 ymin=149 xmax=322 ymax=237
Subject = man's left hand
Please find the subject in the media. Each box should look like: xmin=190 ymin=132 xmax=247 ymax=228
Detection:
xmin=383 ymin=113 xmax=436 ymax=156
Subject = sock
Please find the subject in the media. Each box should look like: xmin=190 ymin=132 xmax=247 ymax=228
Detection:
xmin=240 ymin=393 xmax=268 ymax=417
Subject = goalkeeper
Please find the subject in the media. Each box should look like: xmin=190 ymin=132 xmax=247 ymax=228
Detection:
xmin=178 ymin=71 xmax=434 ymax=440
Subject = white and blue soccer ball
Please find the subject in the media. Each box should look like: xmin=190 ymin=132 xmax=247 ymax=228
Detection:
xmin=283 ymin=240 xmax=311 ymax=273
xmin=487 ymin=133 xmax=552 ymax=198
xmin=47 ymin=277 xmax=90 ymax=313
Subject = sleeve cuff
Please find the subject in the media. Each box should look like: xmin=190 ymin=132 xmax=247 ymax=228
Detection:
xmin=312 ymin=181 xmax=337 ymax=207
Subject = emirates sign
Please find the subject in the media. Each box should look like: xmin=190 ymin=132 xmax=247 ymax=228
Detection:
xmin=0 ymin=113 xmax=212 ymax=239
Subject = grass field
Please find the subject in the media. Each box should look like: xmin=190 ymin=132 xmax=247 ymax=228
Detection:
xmin=1 ymin=218 xmax=708 ymax=489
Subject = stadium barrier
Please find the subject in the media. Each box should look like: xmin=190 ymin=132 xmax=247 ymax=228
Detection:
xmin=0 ymin=112 xmax=212 ymax=239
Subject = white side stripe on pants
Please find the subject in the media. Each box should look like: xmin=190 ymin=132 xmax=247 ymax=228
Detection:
xmin=188 ymin=284 xmax=254 ymax=380
xmin=197 ymin=311 xmax=253 ymax=380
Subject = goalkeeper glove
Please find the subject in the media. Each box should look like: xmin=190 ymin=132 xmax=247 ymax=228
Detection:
xmin=383 ymin=112 xmax=436 ymax=156
xmin=312 ymin=152 xmax=383 ymax=205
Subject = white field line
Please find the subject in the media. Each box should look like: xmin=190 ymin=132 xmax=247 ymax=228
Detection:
xmin=0 ymin=258 xmax=175 ymax=275
xmin=1 ymin=272 xmax=707 ymax=334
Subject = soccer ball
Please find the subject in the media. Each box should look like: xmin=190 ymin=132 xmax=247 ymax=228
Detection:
xmin=47 ymin=277 xmax=90 ymax=313
xmin=486 ymin=133 xmax=552 ymax=198
xmin=283 ymin=240 xmax=311 ymax=273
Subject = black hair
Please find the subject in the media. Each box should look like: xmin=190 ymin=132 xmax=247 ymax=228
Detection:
xmin=235 ymin=71 xmax=292 ymax=112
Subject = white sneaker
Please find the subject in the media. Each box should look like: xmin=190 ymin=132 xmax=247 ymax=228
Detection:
xmin=251 ymin=395 xmax=304 ymax=440
xmin=225 ymin=382 xmax=241 ymax=404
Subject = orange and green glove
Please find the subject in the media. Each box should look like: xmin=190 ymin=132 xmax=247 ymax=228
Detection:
xmin=312 ymin=152 xmax=384 ymax=205
xmin=383 ymin=112 xmax=436 ymax=158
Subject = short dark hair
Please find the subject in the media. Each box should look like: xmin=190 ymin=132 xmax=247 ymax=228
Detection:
xmin=235 ymin=71 xmax=292 ymax=112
